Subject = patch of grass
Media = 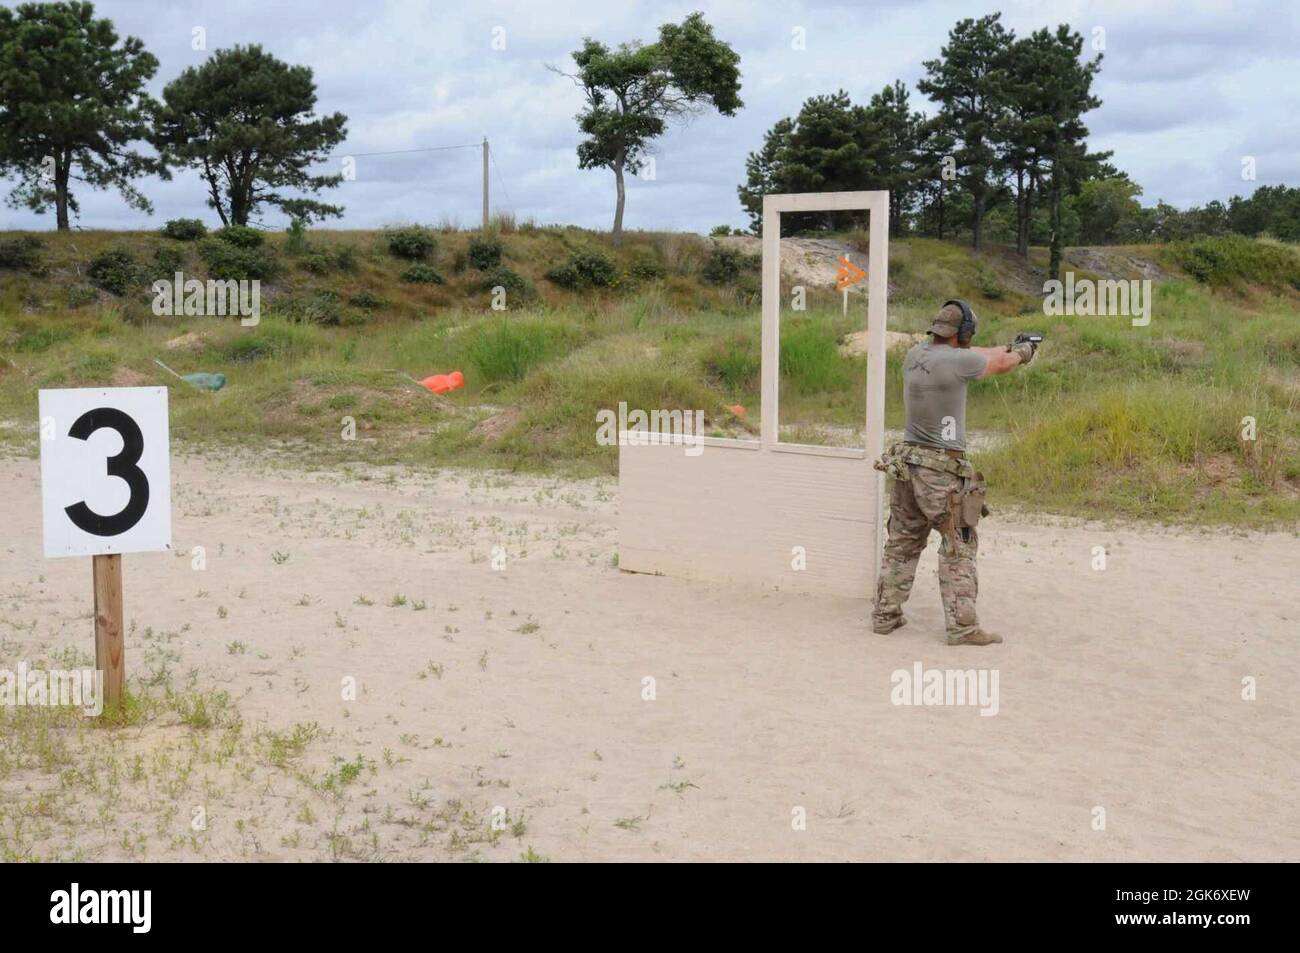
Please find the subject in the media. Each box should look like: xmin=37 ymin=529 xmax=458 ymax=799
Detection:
xmin=779 ymin=319 xmax=852 ymax=395
xmin=169 ymin=689 xmax=239 ymax=730
xmin=1165 ymin=234 xmax=1300 ymax=290
xmin=979 ymin=380 xmax=1300 ymax=525
xmin=466 ymin=317 xmax=580 ymax=384
xmin=2 ymin=229 xmax=1296 ymax=526
xmin=703 ymin=332 xmax=760 ymax=393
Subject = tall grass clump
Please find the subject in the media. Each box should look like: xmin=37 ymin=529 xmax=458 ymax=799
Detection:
xmin=703 ymin=332 xmax=760 ymax=392
xmin=779 ymin=319 xmax=851 ymax=395
xmin=499 ymin=350 xmax=727 ymax=472
xmin=466 ymin=318 xmax=580 ymax=383
xmin=979 ymin=380 xmax=1300 ymax=524
xmin=1165 ymin=235 xmax=1300 ymax=290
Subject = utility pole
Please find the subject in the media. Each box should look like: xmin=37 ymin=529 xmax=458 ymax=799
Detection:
xmin=482 ymin=137 xmax=489 ymax=230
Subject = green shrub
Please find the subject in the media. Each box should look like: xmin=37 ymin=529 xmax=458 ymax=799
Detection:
xmin=151 ymin=245 xmax=185 ymax=278
xmin=709 ymin=225 xmax=733 ymax=237
xmin=1165 ymin=235 xmax=1300 ymax=290
xmin=224 ymin=335 xmax=273 ymax=362
xmin=545 ymin=249 xmax=618 ymax=289
xmin=285 ymin=218 xmax=309 ymax=255
xmin=214 ymin=224 xmax=265 ymax=248
xmin=400 ymin=263 xmax=444 ymax=284
xmin=976 ymin=267 xmax=1004 ymax=300
xmin=301 ymin=250 xmax=332 ymax=275
xmin=701 ymin=244 xmax=756 ymax=284
xmin=87 ymin=247 xmax=140 ymax=295
xmin=628 ymin=251 xmax=666 ymax=281
xmin=467 ymin=319 xmax=576 ymax=383
xmin=302 ymin=246 xmax=358 ymax=275
xmin=278 ymin=290 xmax=367 ymax=327
xmin=161 ymin=218 xmax=207 ymax=241
xmin=348 ymin=290 xmax=384 ymax=310
xmin=334 ymin=246 xmax=358 ymax=272
xmin=704 ymin=333 xmax=761 ymax=391
xmin=220 ymin=324 xmax=315 ymax=362
xmin=385 ymin=225 xmax=437 ymax=261
xmin=468 ymin=235 xmax=504 ymax=270
xmin=0 ymin=235 xmax=45 ymax=271
xmin=65 ymin=285 xmax=98 ymax=309
xmin=480 ymin=266 xmax=534 ymax=299
xmin=198 ymin=238 xmax=279 ymax=281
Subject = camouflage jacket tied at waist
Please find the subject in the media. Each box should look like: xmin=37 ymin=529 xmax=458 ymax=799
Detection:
xmin=873 ymin=442 xmax=975 ymax=482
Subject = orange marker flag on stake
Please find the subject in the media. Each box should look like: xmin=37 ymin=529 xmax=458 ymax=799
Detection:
xmin=836 ymin=255 xmax=866 ymax=292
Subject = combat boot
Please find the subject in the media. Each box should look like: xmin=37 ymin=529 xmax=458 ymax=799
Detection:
xmin=872 ymin=616 xmax=907 ymax=635
xmin=947 ymin=629 xmax=1003 ymax=646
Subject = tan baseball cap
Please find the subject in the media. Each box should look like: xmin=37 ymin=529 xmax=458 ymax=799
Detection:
xmin=927 ymin=302 xmax=966 ymax=337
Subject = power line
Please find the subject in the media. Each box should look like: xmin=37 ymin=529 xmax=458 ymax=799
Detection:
xmin=332 ymin=142 xmax=480 ymax=158
xmin=488 ymin=146 xmax=514 ymax=212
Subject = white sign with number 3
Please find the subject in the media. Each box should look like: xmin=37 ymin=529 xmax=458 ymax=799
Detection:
xmin=39 ymin=387 xmax=173 ymax=558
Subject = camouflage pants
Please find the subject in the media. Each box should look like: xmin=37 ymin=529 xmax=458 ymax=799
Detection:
xmin=873 ymin=464 xmax=980 ymax=637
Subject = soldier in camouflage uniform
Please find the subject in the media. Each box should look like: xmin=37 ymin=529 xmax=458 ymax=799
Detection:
xmin=872 ymin=301 xmax=1038 ymax=645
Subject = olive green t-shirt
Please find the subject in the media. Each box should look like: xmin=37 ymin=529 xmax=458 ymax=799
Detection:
xmin=902 ymin=340 xmax=988 ymax=451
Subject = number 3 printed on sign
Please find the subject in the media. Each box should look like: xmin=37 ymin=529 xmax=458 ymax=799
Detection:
xmin=64 ymin=407 xmax=150 ymax=537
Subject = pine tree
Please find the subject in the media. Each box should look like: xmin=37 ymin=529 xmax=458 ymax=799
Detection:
xmin=1018 ymin=26 xmax=1106 ymax=279
xmin=554 ymin=12 xmax=742 ymax=246
xmin=0 ymin=1 xmax=163 ymax=229
xmin=868 ymin=80 xmax=923 ymax=237
xmin=917 ymin=14 xmax=1012 ymax=250
xmin=151 ymin=44 xmax=348 ymax=226
xmin=913 ymin=116 xmax=958 ymax=239
xmin=737 ymin=117 xmax=792 ymax=233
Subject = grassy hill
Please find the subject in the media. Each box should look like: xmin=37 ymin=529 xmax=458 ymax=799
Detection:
xmin=1 ymin=222 xmax=1298 ymax=527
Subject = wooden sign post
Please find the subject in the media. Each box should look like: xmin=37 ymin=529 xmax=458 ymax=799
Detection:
xmin=92 ymin=553 xmax=125 ymax=709
xmin=39 ymin=387 xmax=172 ymax=716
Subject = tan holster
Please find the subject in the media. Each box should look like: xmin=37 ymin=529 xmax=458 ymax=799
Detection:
xmin=949 ymin=471 xmax=988 ymax=532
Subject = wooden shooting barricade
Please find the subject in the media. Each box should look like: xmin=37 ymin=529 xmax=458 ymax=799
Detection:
xmin=618 ymin=191 xmax=888 ymax=597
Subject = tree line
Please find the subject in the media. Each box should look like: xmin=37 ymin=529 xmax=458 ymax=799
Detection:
xmin=2 ymin=3 xmax=1292 ymax=264
xmin=739 ymin=13 xmax=1296 ymax=279
xmin=0 ymin=1 xmax=346 ymax=230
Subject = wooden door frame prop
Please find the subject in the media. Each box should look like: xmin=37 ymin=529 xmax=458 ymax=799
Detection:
xmin=618 ymin=191 xmax=888 ymax=597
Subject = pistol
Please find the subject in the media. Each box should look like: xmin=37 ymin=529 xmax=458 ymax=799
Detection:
xmin=1008 ymin=332 xmax=1044 ymax=351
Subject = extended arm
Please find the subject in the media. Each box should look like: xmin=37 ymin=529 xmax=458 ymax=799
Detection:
xmin=973 ymin=346 xmax=1022 ymax=378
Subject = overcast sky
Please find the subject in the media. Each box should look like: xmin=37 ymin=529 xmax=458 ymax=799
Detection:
xmin=2 ymin=0 xmax=1296 ymax=232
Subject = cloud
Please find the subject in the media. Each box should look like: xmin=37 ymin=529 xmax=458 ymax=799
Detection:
xmin=0 ymin=0 xmax=1293 ymax=231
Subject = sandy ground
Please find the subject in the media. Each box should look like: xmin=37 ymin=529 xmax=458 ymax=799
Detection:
xmin=1 ymin=450 xmax=1297 ymax=862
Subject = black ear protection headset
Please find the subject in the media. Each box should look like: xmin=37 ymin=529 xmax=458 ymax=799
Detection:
xmin=942 ymin=298 xmax=977 ymax=346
